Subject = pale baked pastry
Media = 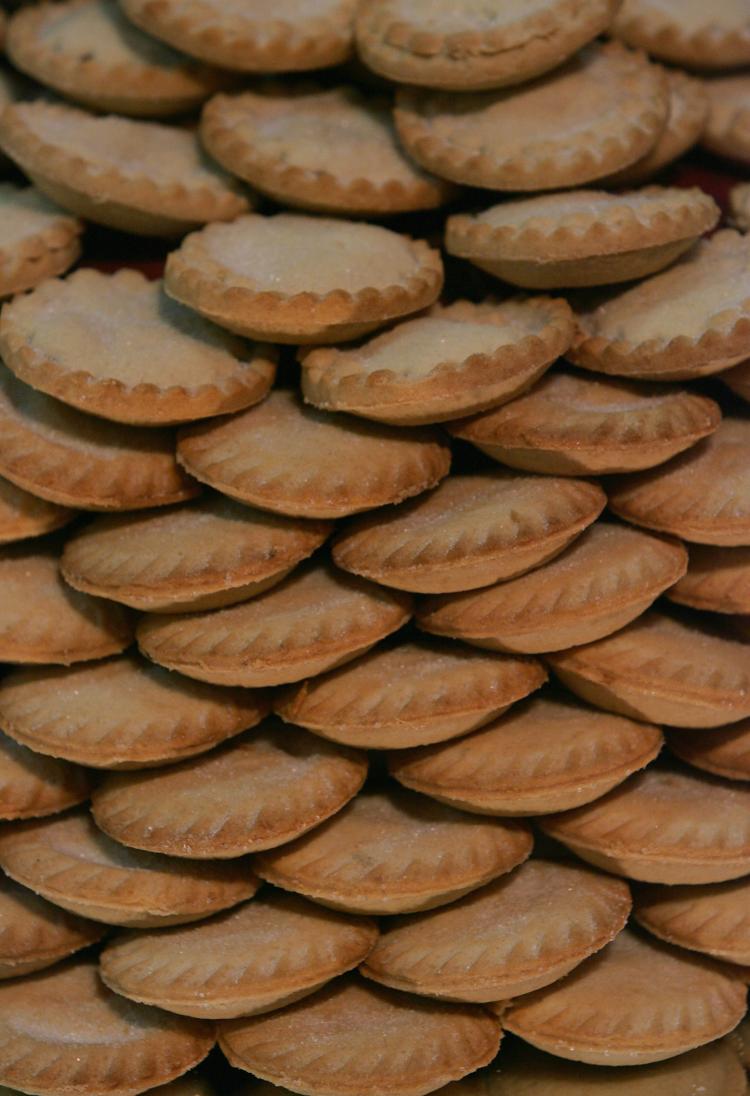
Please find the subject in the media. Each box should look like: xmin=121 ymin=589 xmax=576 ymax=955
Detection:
xmin=390 ymin=692 xmax=663 ymax=815
xmin=568 ymin=230 xmax=750 ymax=380
xmin=0 ymin=875 xmax=105 ymax=980
xmin=449 ymin=369 xmax=721 ymax=475
xmin=548 ymin=609 xmax=750 ymax=727
xmin=0 ymin=729 xmax=91 ymax=820
xmin=91 ymin=722 xmax=367 ymax=858
xmin=0 ymin=475 xmax=74 ymax=545
xmin=668 ymin=545 xmax=750 ymax=614
xmin=0 ymin=184 xmax=81 ymax=298
xmin=666 ymin=720 xmax=750 ymax=782
xmin=446 ymin=187 xmax=718 ymax=289
xmin=300 ymin=297 xmax=574 ymax=425
xmin=394 ymin=43 xmax=669 ymax=190
xmin=703 ymin=76 xmax=750 ymax=163
xmin=0 ymin=957 xmax=214 ymax=1096
xmin=500 ymin=929 xmax=747 ymax=1066
xmin=201 ymin=85 xmax=454 ymax=216
xmin=274 ymin=637 xmax=546 ymax=749
xmin=0 ymin=807 xmax=257 ymax=927
xmin=0 ymin=100 xmax=247 ymax=236
xmin=0 ymin=652 xmax=268 ymax=769
xmin=417 ymin=522 xmax=687 ymax=652
xmin=137 ymin=561 xmax=412 ymax=687
xmin=541 ymin=764 xmax=750 ymax=884
xmin=6 ymin=0 xmax=228 ymax=117
xmin=361 ymin=859 xmax=630 ymax=1002
xmin=332 ymin=472 xmax=605 ymax=593
xmin=613 ymin=0 xmax=750 ymax=69
xmin=609 ymin=417 xmax=750 ymax=545
xmin=438 ymin=1041 xmax=747 ymax=1095
xmin=635 ymin=878 xmax=750 ymax=967
xmin=60 ymin=495 xmax=329 ymax=614
xmin=177 ymin=389 xmax=450 ymax=519
xmin=120 ymin=0 xmax=357 ymax=73
xmin=603 ymin=68 xmax=709 ymax=185
xmin=0 ymin=365 xmax=199 ymax=512
xmin=356 ymin=0 xmax=621 ymax=90
xmin=164 ymin=213 xmax=443 ymax=343
xmin=100 ymin=890 xmax=378 ymax=1017
xmin=0 ymin=268 xmax=276 ymax=425
xmin=255 ymin=786 xmax=532 ymax=914
xmin=219 ymin=975 xmax=501 ymax=1096
xmin=0 ymin=542 xmax=133 ymax=665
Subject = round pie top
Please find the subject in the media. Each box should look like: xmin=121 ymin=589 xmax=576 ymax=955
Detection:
xmin=609 ymin=417 xmax=750 ymax=545
xmin=332 ymin=472 xmax=605 ymax=593
xmin=634 ymin=877 xmax=750 ymax=966
xmin=177 ymin=389 xmax=451 ymax=519
xmin=274 ymin=637 xmax=547 ymax=749
xmin=417 ymin=522 xmax=687 ymax=652
xmin=356 ymin=0 xmax=620 ymax=91
xmin=549 ymin=609 xmax=750 ymax=726
xmin=300 ymin=297 xmax=574 ymax=425
xmin=255 ymin=785 xmax=533 ymax=914
xmin=119 ymin=0 xmax=357 ymax=73
xmin=60 ymin=494 xmax=330 ymax=613
xmin=502 ymin=928 xmax=748 ymax=1066
xmin=389 ymin=693 xmax=663 ymax=816
xmin=449 ymin=368 xmax=721 ymax=476
xmin=100 ymin=889 xmax=378 ymax=1018
xmin=0 ymin=99 xmax=247 ymax=220
xmin=0 ymin=807 xmax=257 ymax=928
xmin=0 ymin=268 xmax=276 ymax=425
xmin=541 ymin=765 xmax=750 ymax=881
xmin=613 ymin=0 xmax=750 ymax=69
xmin=0 ymin=651 xmax=268 ymax=770
xmin=440 ymin=1039 xmax=747 ymax=1094
xmin=137 ymin=561 xmax=412 ymax=687
xmin=6 ymin=0 xmax=227 ymax=116
xmin=361 ymin=859 xmax=631 ymax=1002
xmin=0 ymin=957 xmax=214 ymax=1096
xmin=91 ymin=722 xmax=368 ymax=858
xmin=201 ymin=85 xmax=452 ymax=214
xmin=0 ymin=873 xmax=105 ymax=978
xmin=0 ymin=543 xmax=133 ymax=665
xmin=0 ymin=474 xmax=74 ymax=546
xmin=568 ymin=230 xmax=750 ymax=380
xmin=164 ymin=213 xmax=443 ymax=343
xmin=219 ymin=975 xmax=501 ymax=1096
xmin=0 ymin=363 xmax=199 ymax=512
xmin=394 ymin=43 xmax=668 ymax=190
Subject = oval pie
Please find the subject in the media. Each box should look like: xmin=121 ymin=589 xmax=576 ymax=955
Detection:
xmin=0 ymin=807 xmax=257 ymax=928
xmin=256 ymin=786 xmax=532 ymax=914
xmin=332 ymin=472 xmax=605 ymax=594
xmin=449 ymin=369 xmax=720 ymax=476
xmin=361 ymin=859 xmax=630 ymax=1002
xmin=389 ymin=693 xmax=662 ymax=816
xmin=635 ymin=878 xmax=750 ymax=967
xmin=501 ymin=929 xmax=747 ymax=1066
xmin=274 ymin=637 xmax=546 ymax=750
xmin=0 ymin=184 xmax=81 ymax=299
xmin=0 ymin=874 xmax=104 ymax=980
xmin=0 ymin=475 xmax=74 ymax=546
xmin=548 ymin=609 xmax=750 ymax=727
xmin=541 ymin=764 xmax=750 ymax=884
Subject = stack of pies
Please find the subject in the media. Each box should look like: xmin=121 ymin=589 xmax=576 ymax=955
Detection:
xmin=0 ymin=0 xmax=747 ymax=1093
